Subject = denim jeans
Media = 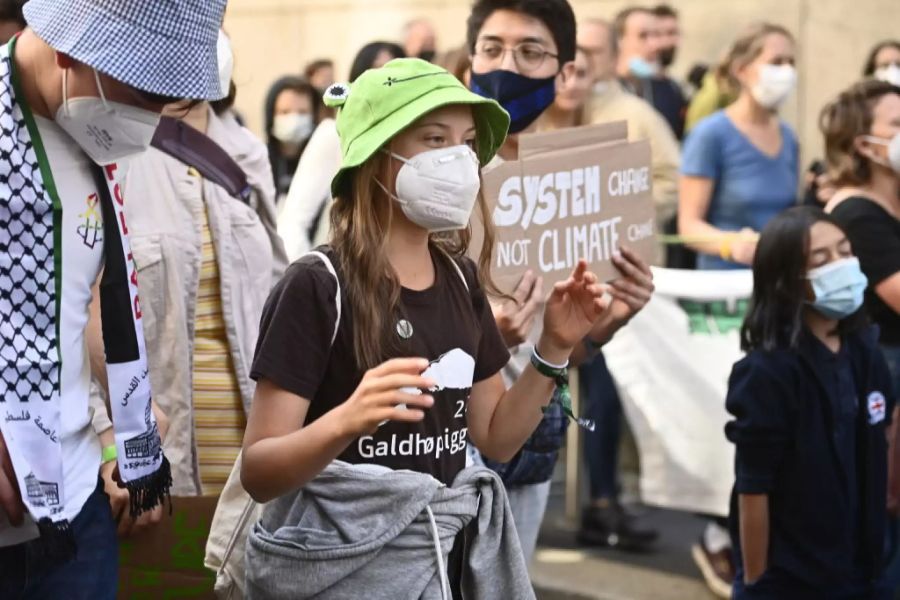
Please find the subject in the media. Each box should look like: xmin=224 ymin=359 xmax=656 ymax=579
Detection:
xmin=0 ymin=479 xmax=118 ymax=600
xmin=580 ymin=352 xmax=622 ymax=501
xmin=506 ymin=480 xmax=552 ymax=564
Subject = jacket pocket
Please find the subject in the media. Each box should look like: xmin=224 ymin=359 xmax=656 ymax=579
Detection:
xmin=230 ymin=204 xmax=274 ymax=285
xmin=129 ymin=234 xmax=166 ymax=334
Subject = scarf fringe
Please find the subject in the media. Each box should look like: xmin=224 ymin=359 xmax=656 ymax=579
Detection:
xmin=126 ymin=455 xmax=173 ymax=518
xmin=33 ymin=516 xmax=76 ymax=565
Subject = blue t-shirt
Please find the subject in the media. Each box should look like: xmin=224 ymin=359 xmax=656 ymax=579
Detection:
xmin=681 ymin=110 xmax=799 ymax=270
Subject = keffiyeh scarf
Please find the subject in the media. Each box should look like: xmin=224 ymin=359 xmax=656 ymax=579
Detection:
xmin=0 ymin=38 xmax=169 ymax=550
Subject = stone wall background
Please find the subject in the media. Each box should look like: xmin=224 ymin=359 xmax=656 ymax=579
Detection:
xmin=224 ymin=0 xmax=899 ymax=168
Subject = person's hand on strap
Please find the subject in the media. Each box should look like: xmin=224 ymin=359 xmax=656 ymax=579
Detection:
xmin=492 ymin=270 xmax=543 ymax=348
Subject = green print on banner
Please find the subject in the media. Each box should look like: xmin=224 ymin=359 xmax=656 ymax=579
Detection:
xmin=679 ymin=299 xmax=749 ymax=335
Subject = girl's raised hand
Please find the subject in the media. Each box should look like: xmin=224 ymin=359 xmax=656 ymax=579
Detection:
xmin=337 ymin=358 xmax=437 ymax=436
xmin=538 ymin=260 xmax=608 ymax=364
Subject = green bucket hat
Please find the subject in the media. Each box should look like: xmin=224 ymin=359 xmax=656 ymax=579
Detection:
xmin=324 ymin=58 xmax=510 ymax=197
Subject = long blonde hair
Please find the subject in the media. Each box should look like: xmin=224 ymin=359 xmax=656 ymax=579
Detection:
xmin=715 ymin=22 xmax=795 ymax=96
xmin=329 ymin=151 xmax=503 ymax=370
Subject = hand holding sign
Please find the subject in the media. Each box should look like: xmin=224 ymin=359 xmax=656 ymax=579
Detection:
xmin=537 ymin=260 xmax=608 ymax=365
xmin=588 ymin=247 xmax=655 ymax=345
xmin=608 ymin=247 xmax=655 ymax=318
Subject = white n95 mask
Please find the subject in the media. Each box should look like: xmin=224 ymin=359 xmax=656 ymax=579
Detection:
xmin=378 ymin=145 xmax=481 ymax=232
xmin=751 ymin=64 xmax=796 ymax=110
xmin=862 ymin=133 xmax=900 ymax=175
xmin=272 ymin=113 xmax=314 ymax=145
xmin=55 ymin=69 xmax=161 ymax=166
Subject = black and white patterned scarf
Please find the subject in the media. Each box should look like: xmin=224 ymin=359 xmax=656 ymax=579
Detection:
xmin=0 ymin=38 xmax=169 ymax=549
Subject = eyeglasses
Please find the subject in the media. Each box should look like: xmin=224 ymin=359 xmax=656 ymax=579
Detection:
xmin=473 ymin=41 xmax=559 ymax=74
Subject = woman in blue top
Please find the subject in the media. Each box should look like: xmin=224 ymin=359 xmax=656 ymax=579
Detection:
xmin=679 ymin=23 xmax=800 ymax=270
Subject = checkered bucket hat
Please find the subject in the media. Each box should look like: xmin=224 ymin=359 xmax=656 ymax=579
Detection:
xmin=23 ymin=0 xmax=227 ymax=100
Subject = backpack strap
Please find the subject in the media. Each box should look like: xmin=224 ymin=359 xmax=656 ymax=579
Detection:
xmin=435 ymin=247 xmax=469 ymax=292
xmin=306 ymin=249 xmax=342 ymax=347
xmin=151 ymin=116 xmax=253 ymax=203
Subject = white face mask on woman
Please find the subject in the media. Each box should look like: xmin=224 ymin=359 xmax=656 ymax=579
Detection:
xmin=376 ymin=144 xmax=481 ymax=232
xmin=862 ymin=133 xmax=900 ymax=175
xmin=875 ymin=64 xmax=900 ymax=88
xmin=55 ymin=69 xmax=161 ymax=166
xmin=750 ymin=64 xmax=796 ymax=110
xmin=272 ymin=113 xmax=314 ymax=145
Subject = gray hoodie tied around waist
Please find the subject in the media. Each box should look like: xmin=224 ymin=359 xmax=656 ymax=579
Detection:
xmin=245 ymin=461 xmax=535 ymax=600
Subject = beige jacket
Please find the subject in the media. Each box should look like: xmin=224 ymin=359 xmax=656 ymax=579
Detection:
xmin=586 ymin=80 xmax=681 ymax=226
xmin=94 ymin=107 xmax=287 ymax=495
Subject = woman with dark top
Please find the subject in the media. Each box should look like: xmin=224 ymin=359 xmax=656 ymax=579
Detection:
xmin=727 ymin=206 xmax=893 ymax=599
xmin=240 ymin=58 xmax=619 ymax=596
xmin=263 ymin=76 xmax=320 ymax=201
xmin=823 ymin=80 xmax=900 ymax=384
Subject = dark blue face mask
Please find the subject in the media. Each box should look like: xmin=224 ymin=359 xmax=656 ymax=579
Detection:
xmin=470 ymin=69 xmax=556 ymax=134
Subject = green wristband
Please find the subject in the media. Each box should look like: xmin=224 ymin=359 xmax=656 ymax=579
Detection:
xmin=531 ymin=349 xmax=595 ymax=432
xmin=101 ymin=444 xmax=118 ymax=463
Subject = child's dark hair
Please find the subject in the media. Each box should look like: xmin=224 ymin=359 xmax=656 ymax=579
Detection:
xmin=466 ymin=0 xmax=577 ymax=66
xmin=741 ymin=206 xmax=867 ymax=352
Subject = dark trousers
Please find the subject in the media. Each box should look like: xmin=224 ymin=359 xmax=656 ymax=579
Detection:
xmin=580 ymin=352 xmax=622 ymax=501
xmin=733 ymin=567 xmax=890 ymax=600
xmin=0 ymin=479 xmax=118 ymax=600
xmin=879 ymin=343 xmax=900 ymax=590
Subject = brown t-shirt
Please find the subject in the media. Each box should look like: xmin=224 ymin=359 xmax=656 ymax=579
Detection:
xmin=250 ymin=248 xmax=510 ymax=484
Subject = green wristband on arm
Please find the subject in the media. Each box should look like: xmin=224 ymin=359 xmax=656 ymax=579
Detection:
xmin=101 ymin=444 xmax=117 ymax=464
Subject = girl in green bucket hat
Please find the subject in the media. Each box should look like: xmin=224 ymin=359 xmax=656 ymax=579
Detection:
xmin=241 ymin=58 xmax=611 ymax=596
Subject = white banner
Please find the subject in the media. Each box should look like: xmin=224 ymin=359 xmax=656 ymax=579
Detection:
xmin=603 ymin=267 xmax=753 ymax=517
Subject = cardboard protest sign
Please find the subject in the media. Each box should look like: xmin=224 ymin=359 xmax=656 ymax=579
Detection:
xmin=474 ymin=122 xmax=656 ymax=295
xmin=119 ymin=496 xmax=217 ymax=599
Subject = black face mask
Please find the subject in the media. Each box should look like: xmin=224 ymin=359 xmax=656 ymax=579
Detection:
xmin=469 ymin=69 xmax=556 ymax=134
xmin=417 ymin=49 xmax=437 ymax=63
xmin=658 ymin=47 xmax=677 ymax=68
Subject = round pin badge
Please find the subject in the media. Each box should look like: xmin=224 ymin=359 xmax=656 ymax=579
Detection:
xmin=396 ymin=319 xmax=414 ymax=340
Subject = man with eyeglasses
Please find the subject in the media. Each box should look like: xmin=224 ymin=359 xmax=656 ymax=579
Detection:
xmin=466 ymin=0 xmax=657 ymax=564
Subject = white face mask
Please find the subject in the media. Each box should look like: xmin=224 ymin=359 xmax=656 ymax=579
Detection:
xmin=217 ymin=30 xmax=234 ymax=96
xmin=862 ymin=134 xmax=900 ymax=175
xmin=55 ymin=69 xmax=161 ymax=166
xmin=272 ymin=113 xmax=314 ymax=145
xmin=377 ymin=145 xmax=481 ymax=232
xmin=750 ymin=64 xmax=796 ymax=110
xmin=875 ymin=64 xmax=900 ymax=88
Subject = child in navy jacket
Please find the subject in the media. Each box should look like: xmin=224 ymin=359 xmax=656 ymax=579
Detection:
xmin=727 ymin=206 xmax=896 ymax=599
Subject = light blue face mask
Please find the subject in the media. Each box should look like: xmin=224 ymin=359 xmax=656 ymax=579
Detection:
xmin=628 ymin=56 xmax=658 ymax=78
xmin=806 ymin=257 xmax=868 ymax=320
